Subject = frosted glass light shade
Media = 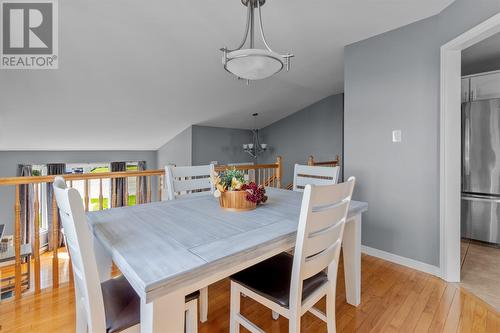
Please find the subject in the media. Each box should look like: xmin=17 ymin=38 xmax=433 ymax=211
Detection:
xmin=224 ymin=49 xmax=284 ymax=80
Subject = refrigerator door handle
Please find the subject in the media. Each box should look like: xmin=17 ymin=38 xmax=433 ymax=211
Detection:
xmin=462 ymin=194 xmax=500 ymax=203
xmin=464 ymin=108 xmax=471 ymax=176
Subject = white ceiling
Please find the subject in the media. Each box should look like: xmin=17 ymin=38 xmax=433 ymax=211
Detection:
xmin=0 ymin=0 xmax=454 ymax=150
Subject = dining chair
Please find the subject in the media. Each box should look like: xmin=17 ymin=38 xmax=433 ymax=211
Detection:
xmin=164 ymin=164 xmax=214 ymax=323
xmin=229 ymin=177 xmax=355 ymax=333
xmin=292 ymin=164 xmax=340 ymax=192
xmin=53 ymin=176 xmax=199 ymax=333
xmin=165 ymin=164 xmax=215 ymax=200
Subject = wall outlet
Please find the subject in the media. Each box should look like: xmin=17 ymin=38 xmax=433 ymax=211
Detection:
xmin=392 ymin=130 xmax=402 ymax=143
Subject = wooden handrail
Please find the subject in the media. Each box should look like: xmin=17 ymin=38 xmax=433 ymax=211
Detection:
xmin=307 ymin=154 xmax=340 ymax=167
xmin=0 ymin=169 xmax=165 ymax=186
xmin=214 ymin=163 xmax=278 ymax=172
xmin=214 ymin=156 xmax=282 ymax=189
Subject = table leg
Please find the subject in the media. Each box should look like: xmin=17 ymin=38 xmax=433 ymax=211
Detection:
xmin=141 ymin=290 xmax=185 ymax=333
xmin=93 ymin=237 xmax=112 ymax=282
xmin=342 ymin=213 xmax=361 ymax=306
xmin=200 ymin=286 xmax=208 ymax=323
xmin=27 ymin=254 xmax=31 ymax=290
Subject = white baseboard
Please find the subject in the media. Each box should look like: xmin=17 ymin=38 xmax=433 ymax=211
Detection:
xmin=361 ymin=245 xmax=441 ymax=278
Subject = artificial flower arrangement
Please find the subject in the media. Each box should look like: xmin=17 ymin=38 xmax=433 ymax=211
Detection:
xmin=212 ymin=168 xmax=268 ymax=211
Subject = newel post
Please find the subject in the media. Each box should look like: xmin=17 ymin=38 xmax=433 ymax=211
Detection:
xmin=276 ymin=156 xmax=282 ymax=189
xmin=307 ymin=155 xmax=314 ymax=166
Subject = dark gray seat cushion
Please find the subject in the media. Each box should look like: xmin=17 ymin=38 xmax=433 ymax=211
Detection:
xmin=230 ymin=252 xmax=328 ymax=308
xmin=101 ymin=276 xmax=200 ymax=333
xmin=101 ymin=276 xmax=140 ymax=333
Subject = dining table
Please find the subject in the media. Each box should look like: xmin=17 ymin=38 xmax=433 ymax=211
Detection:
xmin=87 ymin=187 xmax=368 ymax=333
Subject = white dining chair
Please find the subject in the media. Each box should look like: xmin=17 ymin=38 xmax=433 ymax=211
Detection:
xmin=229 ymin=177 xmax=355 ymax=333
xmin=165 ymin=164 xmax=215 ymax=200
xmin=53 ymin=176 xmax=199 ymax=333
xmin=164 ymin=164 xmax=214 ymax=323
xmin=292 ymin=164 xmax=340 ymax=192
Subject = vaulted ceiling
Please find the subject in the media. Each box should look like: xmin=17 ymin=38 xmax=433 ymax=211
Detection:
xmin=0 ymin=0 xmax=454 ymax=150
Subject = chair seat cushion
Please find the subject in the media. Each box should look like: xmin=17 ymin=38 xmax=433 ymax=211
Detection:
xmin=230 ymin=252 xmax=328 ymax=308
xmin=101 ymin=276 xmax=200 ymax=333
xmin=101 ymin=276 xmax=140 ymax=333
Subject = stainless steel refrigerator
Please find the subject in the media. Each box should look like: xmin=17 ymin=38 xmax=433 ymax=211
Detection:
xmin=462 ymin=98 xmax=500 ymax=246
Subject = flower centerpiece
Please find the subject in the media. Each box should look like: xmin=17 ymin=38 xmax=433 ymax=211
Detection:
xmin=212 ymin=169 xmax=268 ymax=211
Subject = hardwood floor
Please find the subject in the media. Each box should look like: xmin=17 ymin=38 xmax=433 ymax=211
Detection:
xmin=0 ymin=253 xmax=499 ymax=332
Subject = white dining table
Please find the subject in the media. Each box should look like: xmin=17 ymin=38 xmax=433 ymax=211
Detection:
xmin=87 ymin=188 xmax=368 ymax=333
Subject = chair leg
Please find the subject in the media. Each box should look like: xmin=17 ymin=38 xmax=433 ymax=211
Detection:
xmin=200 ymin=287 xmax=208 ymax=323
xmin=185 ymin=299 xmax=198 ymax=333
xmin=326 ymin=285 xmax=336 ymax=333
xmin=229 ymin=281 xmax=240 ymax=333
xmin=289 ymin=314 xmax=301 ymax=333
xmin=75 ymin=300 xmax=87 ymax=333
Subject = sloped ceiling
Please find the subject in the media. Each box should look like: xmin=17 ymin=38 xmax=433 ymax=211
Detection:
xmin=0 ymin=0 xmax=454 ymax=150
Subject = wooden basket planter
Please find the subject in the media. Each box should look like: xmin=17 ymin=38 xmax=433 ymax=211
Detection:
xmin=219 ymin=190 xmax=256 ymax=212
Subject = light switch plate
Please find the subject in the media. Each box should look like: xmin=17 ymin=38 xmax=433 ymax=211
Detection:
xmin=392 ymin=130 xmax=402 ymax=143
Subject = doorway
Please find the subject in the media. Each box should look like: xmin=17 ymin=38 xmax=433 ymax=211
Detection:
xmin=440 ymin=13 xmax=500 ymax=283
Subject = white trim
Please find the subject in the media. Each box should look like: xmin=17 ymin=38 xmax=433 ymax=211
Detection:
xmin=361 ymin=245 xmax=441 ymax=277
xmin=440 ymin=12 xmax=500 ymax=283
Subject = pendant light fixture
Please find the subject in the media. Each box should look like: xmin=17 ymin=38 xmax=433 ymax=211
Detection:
xmin=221 ymin=0 xmax=294 ymax=82
xmin=243 ymin=113 xmax=267 ymax=158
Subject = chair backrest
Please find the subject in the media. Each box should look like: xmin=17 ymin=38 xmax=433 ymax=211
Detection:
xmin=53 ymin=177 xmax=106 ymax=332
xmin=293 ymin=164 xmax=340 ymax=192
xmin=165 ymin=164 xmax=215 ymax=200
xmin=289 ymin=177 xmax=355 ymax=310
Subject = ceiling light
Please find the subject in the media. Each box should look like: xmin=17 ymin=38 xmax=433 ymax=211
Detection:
xmin=221 ymin=0 xmax=294 ymax=82
xmin=243 ymin=113 xmax=267 ymax=158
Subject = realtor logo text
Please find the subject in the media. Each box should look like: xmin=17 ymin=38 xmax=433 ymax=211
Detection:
xmin=0 ymin=0 xmax=58 ymax=69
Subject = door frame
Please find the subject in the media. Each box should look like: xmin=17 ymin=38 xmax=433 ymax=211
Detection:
xmin=440 ymin=13 xmax=500 ymax=282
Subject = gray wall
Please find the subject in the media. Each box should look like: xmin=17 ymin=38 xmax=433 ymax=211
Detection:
xmin=344 ymin=0 xmax=500 ymax=267
xmin=0 ymin=151 xmax=157 ymax=235
xmin=157 ymin=127 xmax=192 ymax=168
xmin=462 ymin=31 xmax=500 ymax=75
xmin=462 ymin=57 xmax=500 ymax=76
xmin=259 ymin=94 xmax=344 ymax=187
xmin=191 ymin=125 xmax=253 ymax=166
